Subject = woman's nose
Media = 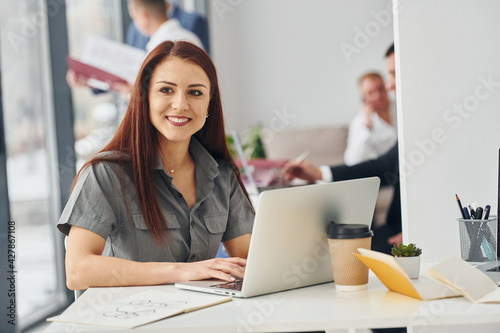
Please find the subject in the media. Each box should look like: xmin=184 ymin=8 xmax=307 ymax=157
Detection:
xmin=171 ymin=93 xmax=188 ymax=111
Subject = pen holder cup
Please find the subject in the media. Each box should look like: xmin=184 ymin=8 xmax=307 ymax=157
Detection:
xmin=457 ymin=217 xmax=497 ymax=262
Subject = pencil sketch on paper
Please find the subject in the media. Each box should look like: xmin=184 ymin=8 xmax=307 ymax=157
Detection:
xmin=47 ymin=289 xmax=232 ymax=329
xmin=102 ymin=300 xmax=188 ymax=319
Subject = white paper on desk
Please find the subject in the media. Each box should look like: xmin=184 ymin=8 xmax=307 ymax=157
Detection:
xmin=81 ymin=36 xmax=146 ymax=84
xmin=427 ymin=256 xmax=500 ymax=303
xmin=47 ymin=290 xmax=231 ymax=329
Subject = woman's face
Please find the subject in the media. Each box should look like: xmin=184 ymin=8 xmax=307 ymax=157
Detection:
xmin=148 ymin=57 xmax=211 ymax=145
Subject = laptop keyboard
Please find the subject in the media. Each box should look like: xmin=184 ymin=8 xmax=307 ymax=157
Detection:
xmin=210 ymin=279 xmax=243 ymax=291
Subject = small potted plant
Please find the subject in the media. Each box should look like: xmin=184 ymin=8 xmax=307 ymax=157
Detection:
xmin=391 ymin=242 xmax=422 ymax=279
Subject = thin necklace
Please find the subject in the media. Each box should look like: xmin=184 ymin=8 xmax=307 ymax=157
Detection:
xmin=166 ymin=160 xmax=191 ymax=175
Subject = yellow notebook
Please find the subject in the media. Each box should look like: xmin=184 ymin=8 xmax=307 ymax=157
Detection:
xmin=355 ymin=248 xmax=461 ymax=301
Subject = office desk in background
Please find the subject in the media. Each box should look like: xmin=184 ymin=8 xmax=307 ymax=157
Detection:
xmin=43 ymin=275 xmax=500 ymax=333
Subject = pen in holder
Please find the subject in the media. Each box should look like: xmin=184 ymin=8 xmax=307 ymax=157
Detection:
xmin=457 ymin=217 xmax=497 ymax=262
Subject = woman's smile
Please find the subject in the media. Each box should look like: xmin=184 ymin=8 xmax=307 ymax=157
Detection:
xmin=166 ymin=115 xmax=191 ymax=126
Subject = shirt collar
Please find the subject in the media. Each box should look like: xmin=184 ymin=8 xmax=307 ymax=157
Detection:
xmin=153 ymin=137 xmax=220 ymax=179
xmin=146 ymin=19 xmax=181 ymax=52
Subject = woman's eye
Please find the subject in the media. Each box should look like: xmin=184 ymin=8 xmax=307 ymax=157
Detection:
xmin=189 ymin=90 xmax=202 ymax=96
xmin=160 ymin=87 xmax=173 ymax=93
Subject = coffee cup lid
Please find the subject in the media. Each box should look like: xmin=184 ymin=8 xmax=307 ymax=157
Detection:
xmin=327 ymin=222 xmax=373 ymax=239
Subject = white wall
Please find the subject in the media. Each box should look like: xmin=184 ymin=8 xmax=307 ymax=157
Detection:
xmin=394 ymin=0 xmax=500 ymax=262
xmin=208 ymin=0 xmax=394 ymax=134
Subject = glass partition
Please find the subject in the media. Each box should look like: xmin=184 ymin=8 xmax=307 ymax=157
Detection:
xmin=0 ymin=0 xmax=123 ymax=330
xmin=0 ymin=0 xmax=67 ymax=328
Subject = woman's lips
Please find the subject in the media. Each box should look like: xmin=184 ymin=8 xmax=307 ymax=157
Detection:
xmin=166 ymin=116 xmax=191 ymax=126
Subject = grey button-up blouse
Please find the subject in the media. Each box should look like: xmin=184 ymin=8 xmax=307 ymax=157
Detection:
xmin=57 ymin=138 xmax=254 ymax=263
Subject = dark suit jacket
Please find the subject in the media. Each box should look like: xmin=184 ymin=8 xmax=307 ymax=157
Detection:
xmin=330 ymin=143 xmax=401 ymax=235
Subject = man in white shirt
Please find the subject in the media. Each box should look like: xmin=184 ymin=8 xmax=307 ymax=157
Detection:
xmin=284 ymin=44 xmax=403 ymax=251
xmin=108 ymin=0 xmax=204 ymax=97
xmin=344 ymin=72 xmax=397 ymax=166
xmin=128 ymin=0 xmax=204 ymax=54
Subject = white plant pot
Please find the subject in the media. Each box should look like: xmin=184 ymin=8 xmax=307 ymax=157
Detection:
xmin=395 ymin=256 xmax=420 ymax=279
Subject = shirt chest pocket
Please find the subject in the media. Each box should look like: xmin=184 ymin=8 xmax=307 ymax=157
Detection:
xmin=132 ymin=211 xmax=181 ymax=230
xmin=131 ymin=210 xmax=182 ymax=262
xmin=203 ymin=212 xmax=228 ymax=234
xmin=203 ymin=212 xmax=228 ymax=258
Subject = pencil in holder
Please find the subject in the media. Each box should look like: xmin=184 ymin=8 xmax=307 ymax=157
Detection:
xmin=457 ymin=217 xmax=497 ymax=262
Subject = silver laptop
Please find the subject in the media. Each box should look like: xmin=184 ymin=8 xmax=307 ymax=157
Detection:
xmin=477 ymin=260 xmax=500 ymax=284
xmin=175 ymin=177 xmax=380 ymax=298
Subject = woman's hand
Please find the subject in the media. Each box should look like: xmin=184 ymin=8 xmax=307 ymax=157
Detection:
xmin=112 ymin=81 xmax=133 ymax=99
xmin=362 ymin=102 xmax=374 ymax=129
xmin=177 ymin=257 xmax=247 ymax=282
xmin=387 ymin=232 xmax=403 ymax=246
xmin=66 ymin=69 xmax=89 ymax=88
xmin=282 ymin=159 xmax=322 ymax=183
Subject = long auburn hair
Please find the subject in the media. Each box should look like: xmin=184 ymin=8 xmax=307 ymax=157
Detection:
xmin=73 ymin=41 xmax=252 ymax=243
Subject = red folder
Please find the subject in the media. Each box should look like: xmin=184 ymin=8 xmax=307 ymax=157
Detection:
xmin=67 ymin=56 xmax=128 ymax=86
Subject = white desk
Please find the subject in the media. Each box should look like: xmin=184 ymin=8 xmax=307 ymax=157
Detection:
xmin=43 ymin=275 xmax=500 ymax=333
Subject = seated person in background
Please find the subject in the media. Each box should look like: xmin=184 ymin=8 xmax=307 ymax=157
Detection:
xmin=283 ymin=43 xmax=402 ymax=254
xmin=344 ymin=72 xmax=397 ymax=166
xmin=58 ymin=41 xmax=254 ymax=290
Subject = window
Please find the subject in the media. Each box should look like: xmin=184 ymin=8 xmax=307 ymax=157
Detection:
xmin=0 ymin=0 xmax=124 ymax=330
xmin=66 ymin=0 xmax=124 ymax=169
xmin=1 ymin=1 xmax=68 ymax=329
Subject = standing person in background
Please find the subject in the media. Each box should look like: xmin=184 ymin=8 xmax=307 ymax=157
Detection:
xmin=344 ymin=72 xmax=397 ymax=166
xmin=67 ymin=0 xmax=205 ymax=92
xmin=127 ymin=1 xmax=210 ymax=53
xmin=111 ymin=0 xmax=205 ymax=97
xmin=128 ymin=0 xmax=203 ymax=54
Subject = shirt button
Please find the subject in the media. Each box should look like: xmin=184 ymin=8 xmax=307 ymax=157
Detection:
xmin=190 ymin=254 xmax=196 ymax=260
xmin=190 ymin=221 xmax=195 ymax=228
xmin=177 ymin=193 xmax=182 ymax=198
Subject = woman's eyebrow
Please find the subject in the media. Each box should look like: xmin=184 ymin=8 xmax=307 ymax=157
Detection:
xmin=188 ymin=83 xmax=207 ymax=89
xmin=155 ymin=81 xmax=207 ymax=89
xmin=155 ymin=80 xmax=176 ymax=86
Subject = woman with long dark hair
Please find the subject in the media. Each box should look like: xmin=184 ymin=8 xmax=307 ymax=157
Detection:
xmin=58 ymin=41 xmax=254 ymax=290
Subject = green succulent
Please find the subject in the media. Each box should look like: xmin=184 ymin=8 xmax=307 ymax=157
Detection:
xmin=391 ymin=242 xmax=422 ymax=257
